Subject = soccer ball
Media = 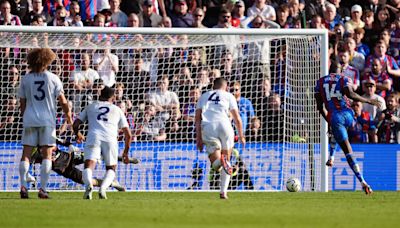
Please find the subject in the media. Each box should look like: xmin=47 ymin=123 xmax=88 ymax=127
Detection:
xmin=286 ymin=177 xmax=301 ymax=192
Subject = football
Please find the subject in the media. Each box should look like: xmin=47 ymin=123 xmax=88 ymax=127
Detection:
xmin=286 ymin=177 xmax=301 ymax=192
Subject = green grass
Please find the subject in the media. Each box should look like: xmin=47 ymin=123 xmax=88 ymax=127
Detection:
xmin=0 ymin=191 xmax=399 ymax=228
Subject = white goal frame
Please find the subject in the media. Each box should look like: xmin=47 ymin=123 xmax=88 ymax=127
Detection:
xmin=0 ymin=26 xmax=329 ymax=192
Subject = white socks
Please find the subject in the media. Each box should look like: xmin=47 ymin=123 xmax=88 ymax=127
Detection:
xmin=220 ymin=168 xmax=231 ymax=194
xmin=40 ymin=159 xmax=52 ymax=191
xmin=100 ymin=170 xmax=116 ymax=192
xmin=19 ymin=161 xmax=29 ymax=188
xmin=83 ymin=168 xmax=93 ymax=188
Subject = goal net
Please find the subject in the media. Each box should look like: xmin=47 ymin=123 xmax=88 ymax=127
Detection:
xmin=0 ymin=27 xmax=328 ymax=192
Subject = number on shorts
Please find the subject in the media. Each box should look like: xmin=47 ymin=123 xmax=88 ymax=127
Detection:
xmin=323 ymin=83 xmax=342 ymax=101
xmin=34 ymin=81 xmax=46 ymax=101
xmin=97 ymin=107 xmax=110 ymax=121
xmin=208 ymin=92 xmax=220 ymax=104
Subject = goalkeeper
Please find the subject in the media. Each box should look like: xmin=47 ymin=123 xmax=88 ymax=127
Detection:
xmin=28 ymin=140 xmax=139 ymax=191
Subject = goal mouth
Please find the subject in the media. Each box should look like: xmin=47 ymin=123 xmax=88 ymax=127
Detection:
xmin=0 ymin=27 xmax=328 ymax=192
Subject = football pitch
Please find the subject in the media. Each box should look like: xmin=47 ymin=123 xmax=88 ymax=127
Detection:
xmin=0 ymin=191 xmax=399 ymax=228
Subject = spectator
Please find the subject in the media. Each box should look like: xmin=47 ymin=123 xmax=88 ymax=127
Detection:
xmin=329 ymin=0 xmax=350 ymax=21
xmin=170 ymin=0 xmax=193 ymax=27
xmin=109 ymin=0 xmax=128 ymax=27
xmin=134 ymin=103 xmax=167 ymax=141
xmin=22 ymin=0 xmax=51 ymax=25
xmin=115 ymin=82 xmax=133 ymax=111
xmin=362 ymin=10 xmax=378 ymax=49
xmin=121 ymin=57 xmax=151 ymax=106
xmin=181 ymin=86 xmax=200 ymax=141
xmin=344 ymin=37 xmax=365 ymax=72
xmin=380 ymin=29 xmax=397 ymax=58
xmin=363 ymin=58 xmax=392 ymax=99
xmin=119 ymin=0 xmax=140 ymax=17
xmin=77 ymin=0 xmax=97 ymax=23
xmin=323 ymin=3 xmax=342 ymax=33
xmin=147 ymin=76 xmax=181 ymax=123
xmin=192 ymin=7 xmax=206 ymax=28
xmin=30 ymin=14 xmax=46 ymax=25
xmin=48 ymin=5 xmax=68 ymax=26
xmin=264 ymin=93 xmax=284 ymax=142
xmin=254 ymin=77 xmax=271 ymax=125
xmin=377 ymin=93 xmax=400 ymax=143
xmin=247 ymin=0 xmax=276 ymax=21
xmin=196 ymin=67 xmax=210 ymax=92
xmin=362 ymin=77 xmax=386 ymax=121
xmin=82 ymin=78 xmax=105 ymax=107
xmin=231 ymin=81 xmax=255 ymax=133
xmin=70 ymin=53 xmax=100 ymax=112
xmin=390 ymin=18 xmax=400 ymax=58
xmin=310 ymin=14 xmax=325 ymax=29
xmin=43 ymin=0 xmax=70 ymax=17
xmin=213 ymin=7 xmax=233 ymax=28
xmin=276 ymin=4 xmax=290 ymax=28
xmin=366 ymin=40 xmax=400 ymax=78
xmin=245 ymin=116 xmax=262 ymax=142
xmin=187 ymin=48 xmax=205 ymax=77
xmin=66 ymin=1 xmax=83 ymax=26
xmin=348 ymin=101 xmax=377 ymax=143
xmin=0 ymin=0 xmax=22 ymax=25
xmin=0 ymin=96 xmax=21 ymax=141
xmin=93 ymin=43 xmax=119 ymax=87
xmin=0 ymin=66 xmax=19 ymax=100
xmin=373 ymin=7 xmax=391 ymax=31
xmin=337 ymin=49 xmax=360 ymax=91
xmin=231 ymin=1 xmax=246 ymax=28
xmin=353 ymin=28 xmax=370 ymax=58
xmin=220 ymin=51 xmax=241 ymax=82
xmin=287 ymin=0 xmax=305 ymax=28
xmin=345 ymin=4 xmax=364 ymax=34
xmin=139 ymin=0 xmax=162 ymax=27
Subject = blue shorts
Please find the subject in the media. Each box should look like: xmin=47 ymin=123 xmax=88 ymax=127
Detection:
xmin=330 ymin=110 xmax=355 ymax=143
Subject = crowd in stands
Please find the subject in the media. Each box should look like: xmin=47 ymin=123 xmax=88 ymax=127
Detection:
xmin=0 ymin=0 xmax=399 ymax=144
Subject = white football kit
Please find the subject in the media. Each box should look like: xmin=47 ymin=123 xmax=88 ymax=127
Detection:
xmin=196 ymin=90 xmax=238 ymax=154
xmin=78 ymin=101 xmax=129 ymax=166
xmin=18 ymin=71 xmax=64 ymax=146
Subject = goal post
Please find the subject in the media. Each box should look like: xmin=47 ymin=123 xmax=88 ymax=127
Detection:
xmin=0 ymin=26 xmax=328 ymax=192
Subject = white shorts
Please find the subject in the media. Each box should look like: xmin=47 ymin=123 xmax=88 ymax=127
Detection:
xmin=22 ymin=127 xmax=56 ymax=146
xmin=201 ymin=122 xmax=234 ymax=155
xmin=84 ymin=141 xmax=118 ymax=166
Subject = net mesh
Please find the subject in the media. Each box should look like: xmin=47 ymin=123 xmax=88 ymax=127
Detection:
xmin=0 ymin=29 xmax=323 ymax=191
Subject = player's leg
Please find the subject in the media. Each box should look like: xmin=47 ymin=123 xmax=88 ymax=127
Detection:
xmin=37 ymin=127 xmax=57 ymax=199
xmin=98 ymin=141 xmax=118 ymax=199
xmin=82 ymin=143 xmax=101 ymax=200
xmin=219 ymin=123 xmax=235 ymax=199
xmin=19 ymin=146 xmax=33 ymax=199
xmin=332 ymin=112 xmax=372 ymax=195
xmin=38 ymin=146 xmax=54 ymax=199
xmin=19 ymin=127 xmax=38 ymax=199
xmin=326 ymin=134 xmax=337 ymax=167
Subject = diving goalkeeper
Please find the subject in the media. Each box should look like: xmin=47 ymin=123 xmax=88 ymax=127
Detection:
xmin=27 ymin=140 xmax=140 ymax=191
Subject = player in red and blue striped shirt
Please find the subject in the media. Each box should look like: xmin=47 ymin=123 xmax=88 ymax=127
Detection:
xmin=315 ymin=73 xmax=381 ymax=195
